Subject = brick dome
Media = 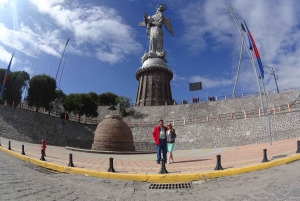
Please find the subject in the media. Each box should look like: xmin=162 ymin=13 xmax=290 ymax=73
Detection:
xmin=91 ymin=115 xmax=135 ymax=151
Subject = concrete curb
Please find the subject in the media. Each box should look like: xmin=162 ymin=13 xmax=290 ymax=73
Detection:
xmin=1 ymin=146 xmax=300 ymax=183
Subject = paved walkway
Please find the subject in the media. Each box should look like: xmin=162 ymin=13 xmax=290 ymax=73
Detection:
xmin=1 ymin=136 xmax=300 ymax=176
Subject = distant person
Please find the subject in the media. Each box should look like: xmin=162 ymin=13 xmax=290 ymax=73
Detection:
xmin=152 ymin=119 xmax=167 ymax=164
xmin=166 ymin=123 xmax=176 ymax=164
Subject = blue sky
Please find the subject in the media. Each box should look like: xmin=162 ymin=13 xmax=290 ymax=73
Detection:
xmin=0 ymin=0 xmax=300 ymax=103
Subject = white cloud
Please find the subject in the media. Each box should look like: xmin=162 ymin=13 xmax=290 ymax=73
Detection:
xmin=0 ymin=23 xmax=62 ymax=58
xmin=0 ymin=45 xmax=12 ymax=65
xmin=0 ymin=46 xmax=34 ymax=76
xmin=0 ymin=0 xmax=8 ymax=9
xmin=28 ymin=0 xmax=142 ymax=64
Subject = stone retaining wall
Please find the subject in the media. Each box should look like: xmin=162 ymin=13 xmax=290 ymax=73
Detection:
xmin=0 ymin=91 xmax=299 ymax=150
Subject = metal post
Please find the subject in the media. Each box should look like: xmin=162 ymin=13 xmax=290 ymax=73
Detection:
xmin=8 ymin=141 xmax=11 ymax=150
xmin=263 ymin=66 xmax=279 ymax=93
xmin=159 ymin=159 xmax=168 ymax=174
xmin=108 ymin=157 xmax=116 ymax=172
xmin=261 ymin=79 xmax=273 ymax=146
xmin=214 ymin=155 xmax=224 ymax=170
xmin=68 ymin=153 xmax=75 ymax=167
xmin=233 ymin=39 xmax=244 ymax=96
xmin=296 ymin=141 xmax=300 ymax=153
xmin=40 ymin=149 xmax=46 ymax=161
xmin=21 ymin=145 xmax=25 ymax=155
xmin=262 ymin=149 xmax=269 ymax=162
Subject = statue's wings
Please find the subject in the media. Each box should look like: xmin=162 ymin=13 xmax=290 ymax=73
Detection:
xmin=163 ymin=18 xmax=175 ymax=36
xmin=138 ymin=21 xmax=146 ymax=27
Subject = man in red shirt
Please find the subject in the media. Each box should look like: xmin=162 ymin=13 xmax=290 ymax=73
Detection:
xmin=152 ymin=119 xmax=167 ymax=164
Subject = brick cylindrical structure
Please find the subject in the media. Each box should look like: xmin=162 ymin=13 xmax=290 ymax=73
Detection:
xmin=135 ymin=57 xmax=173 ymax=106
xmin=92 ymin=115 xmax=135 ymax=151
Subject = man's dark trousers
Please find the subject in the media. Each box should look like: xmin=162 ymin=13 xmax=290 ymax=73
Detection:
xmin=156 ymin=139 xmax=167 ymax=163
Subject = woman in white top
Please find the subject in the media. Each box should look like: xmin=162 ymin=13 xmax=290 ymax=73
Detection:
xmin=166 ymin=123 xmax=176 ymax=164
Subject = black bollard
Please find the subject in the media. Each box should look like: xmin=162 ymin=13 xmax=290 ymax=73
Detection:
xmin=68 ymin=153 xmax=75 ymax=167
xmin=214 ymin=154 xmax=224 ymax=170
xmin=296 ymin=141 xmax=300 ymax=153
xmin=159 ymin=159 xmax=168 ymax=174
xmin=21 ymin=145 xmax=25 ymax=155
xmin=40 ymin=149 xmax=46 ymax=161
xmin=8 ymin=141 xmax=11 ymax=150
xmin=0 ymin=137 xmax=1 ymax=146
xmin=107 ymin=157 xmax=116 ymax=172
xmin=262 ymin=149 xmax=269 ymax=163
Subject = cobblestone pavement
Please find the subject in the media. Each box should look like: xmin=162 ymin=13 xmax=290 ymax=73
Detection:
xmin=1 ymin=150 xmax=300 ymax=201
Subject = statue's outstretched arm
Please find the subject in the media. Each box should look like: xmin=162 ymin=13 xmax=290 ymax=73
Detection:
xmin=138 ymin=12 xmax=148 ymax=27
xmin=164 ymin=18 xmax=175 ymax=36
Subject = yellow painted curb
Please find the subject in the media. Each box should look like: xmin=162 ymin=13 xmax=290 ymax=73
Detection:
xmin=1 ymin=146 xmax=299 ymax=183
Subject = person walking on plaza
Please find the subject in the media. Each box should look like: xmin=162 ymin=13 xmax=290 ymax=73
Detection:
xmin=152 ymin=119 xmax=167 ymax=164
xmin=166 ymin=123 xmax=176 ymax=164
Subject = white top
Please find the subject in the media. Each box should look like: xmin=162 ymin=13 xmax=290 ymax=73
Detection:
xmin=166 ymin=130 xmax=172 ymax=142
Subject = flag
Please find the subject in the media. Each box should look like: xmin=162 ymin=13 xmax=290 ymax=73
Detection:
xmin=1 ymin=52 xmax=14 ymax=97
xmin=243 ymin=20 xmax=264 ymax=79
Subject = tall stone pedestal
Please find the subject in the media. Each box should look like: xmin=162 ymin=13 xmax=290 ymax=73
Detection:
xmin=135 ymin=57 xmax=173 ymax=106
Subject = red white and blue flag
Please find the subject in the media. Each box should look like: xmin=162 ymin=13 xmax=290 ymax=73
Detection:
xmin=243 ymin=21 xmax=264 ymax=79
xmin=1 ymin=52 xmax=14 ymax=97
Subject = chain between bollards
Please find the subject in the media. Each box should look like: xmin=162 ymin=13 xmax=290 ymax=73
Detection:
xmin=21 ymin=145 xmax=25 ymax=155
xmin=108 ymin=157 xmax=116 ymax=172
xmin=68 ymin=153 xmax=75 ymax=167
xmin=262 ymin=149 xmax=269 ymax=163
xmin=40 ymin=149 xmax=46 ymax=161
xmin=214 ymin=154 xmax=223 ymax=170
xmin=159 ymin=159 xmax=168 ymax=174
xmin=8 ymin=141 xmax=11 ymax=150
xmin=296 ymin=140 xmax=300 ymax=153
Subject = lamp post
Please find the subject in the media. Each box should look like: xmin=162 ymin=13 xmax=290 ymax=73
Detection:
xmin=263 ymin=66 xmax=279 ymax=93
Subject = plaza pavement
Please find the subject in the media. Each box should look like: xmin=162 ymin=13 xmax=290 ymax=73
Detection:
xmin=1 ymin=136 xmax=300 ymax=183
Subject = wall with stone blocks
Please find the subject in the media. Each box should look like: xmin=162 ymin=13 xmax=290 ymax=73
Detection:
xmin=0 ymin=91 xmax=299 ymax=150
xmin=0 ymin=106 xmax=96 ymax=147
xmin=132 ymin=111 xmax=300 ymax=149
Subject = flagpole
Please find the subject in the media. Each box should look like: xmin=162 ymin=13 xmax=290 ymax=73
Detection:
xmin=55 ymin=39 xmax=69 ymax=83
xmin=261 ymin=79 xmax=273 ymax=145
xmin=58 ymin=54 xmax=68 ymax=89
xmin=226 ymin=5 xmax=272 ymax=145
xmin=232 ymin=39 xmax=244 ymax=96
xmin=48 ymin=39 xmax=69 ymax=115
xmin=0 ymin=52 xmax=15 ymax=101
xmin=225 ymin=5 xmax=265 ymax=113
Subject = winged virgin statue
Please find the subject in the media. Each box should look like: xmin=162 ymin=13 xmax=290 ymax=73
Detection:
xmin=139 ymin=4 xmax=174 ymax=59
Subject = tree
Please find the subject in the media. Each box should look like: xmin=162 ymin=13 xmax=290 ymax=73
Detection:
xmin=63 ymin=93 xmax=98 ymax=121
xmin=0 ymin=69 xmax=30 ymax=106
xmin=89 ymin=92 xmax=98 ymax=104
xmin=116 ymin=95 xmax=132 ymax=117
xmin=27 ymin=74 xmax=56 ymax=111
xmin=98 ymin=92 xmax=118 ymax=106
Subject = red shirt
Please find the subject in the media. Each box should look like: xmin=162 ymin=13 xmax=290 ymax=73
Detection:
xmin=152 ymin=125 xmax=167 ymax=145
